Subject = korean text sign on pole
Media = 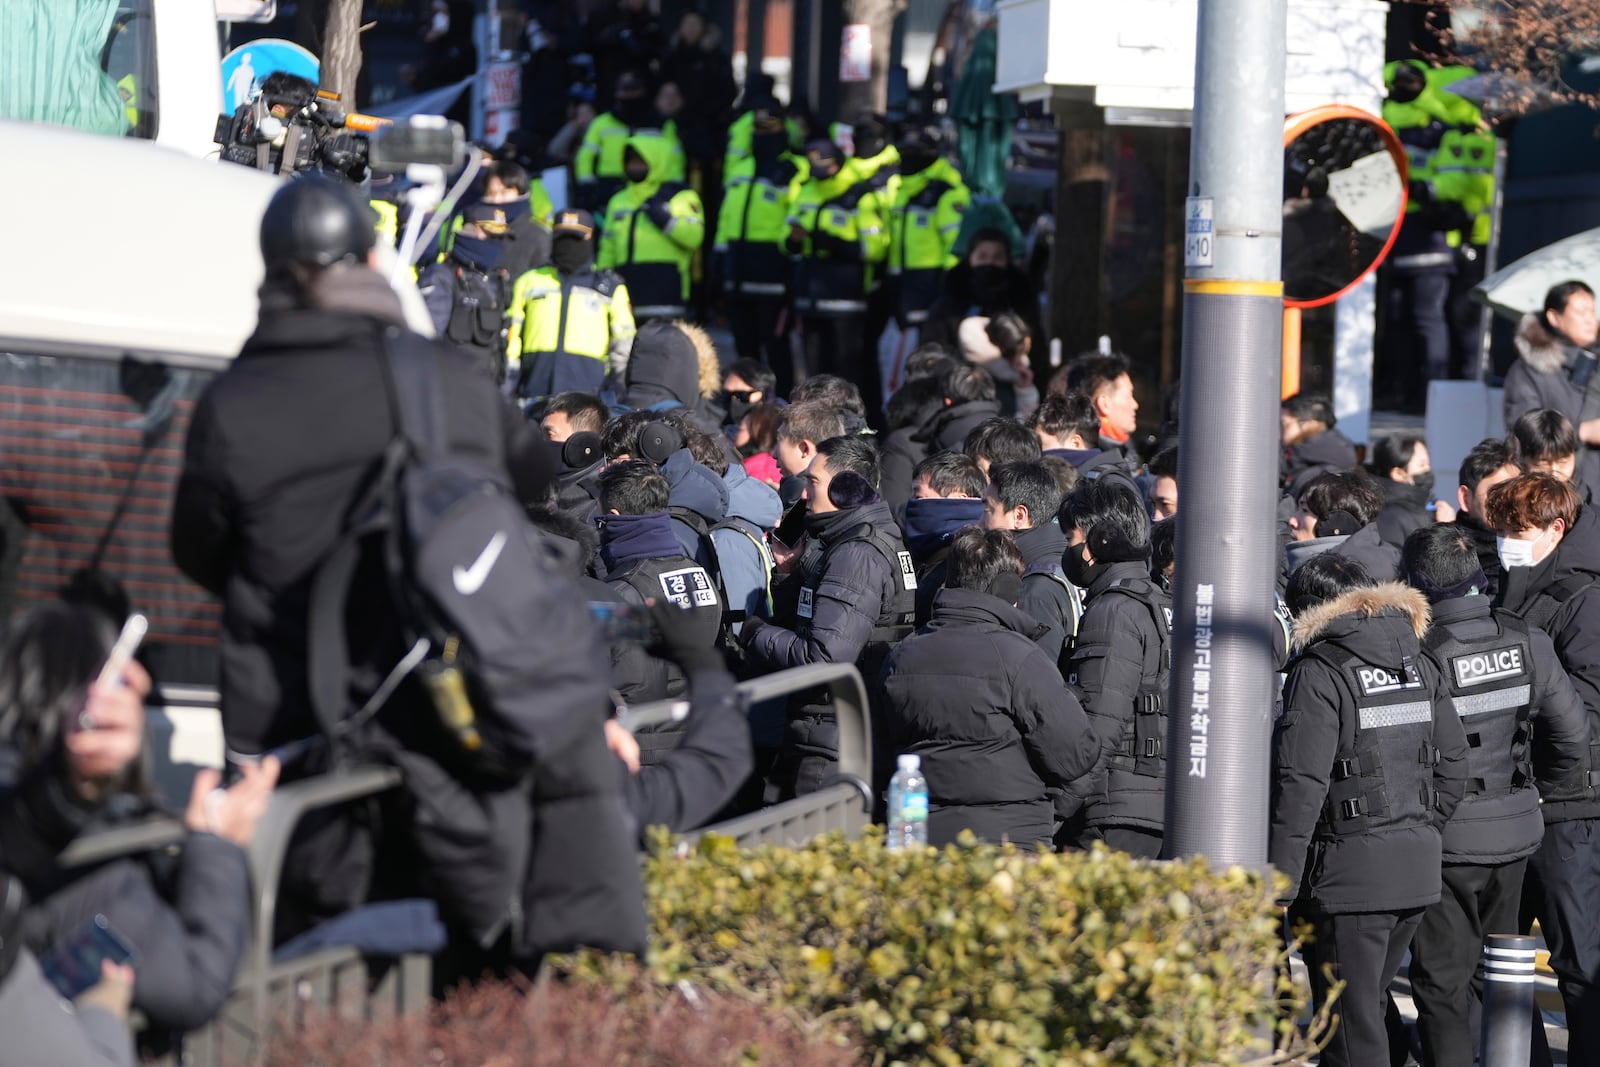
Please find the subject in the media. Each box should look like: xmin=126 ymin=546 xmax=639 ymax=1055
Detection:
xmin=1162 ymin=0 xmax=1289 ymax=866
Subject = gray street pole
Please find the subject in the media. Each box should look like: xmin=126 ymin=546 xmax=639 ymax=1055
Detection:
xmin=1162 ymin=0 xmax=1287 ymax=866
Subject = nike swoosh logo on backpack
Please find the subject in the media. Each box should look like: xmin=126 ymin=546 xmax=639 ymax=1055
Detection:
xmin=452 ymin=532 xmax=507 ymax=595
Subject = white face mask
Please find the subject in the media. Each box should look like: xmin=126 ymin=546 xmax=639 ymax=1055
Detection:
xmin=1497 ymin=530 xmax=1549 ymax=570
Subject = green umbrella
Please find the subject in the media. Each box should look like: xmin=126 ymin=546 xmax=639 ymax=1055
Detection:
xmin=947 ymin=27 xmax=1024 ymax=261
xmin=950 ymin=27 xmax=1017 ymax=200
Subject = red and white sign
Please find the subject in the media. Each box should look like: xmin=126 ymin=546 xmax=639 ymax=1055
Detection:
xmin=840 ymin=24 xmax=871 ymax=83
xmin=484 ymin=60 xmax=521 ymax=112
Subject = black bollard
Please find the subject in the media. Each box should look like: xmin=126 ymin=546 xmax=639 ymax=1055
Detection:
xmin=1480 ymin=934 xmax=1537 ymax=1067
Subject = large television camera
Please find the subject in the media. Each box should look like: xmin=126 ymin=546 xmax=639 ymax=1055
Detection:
xmin=214 ymin=71 xmax=385 ymax=183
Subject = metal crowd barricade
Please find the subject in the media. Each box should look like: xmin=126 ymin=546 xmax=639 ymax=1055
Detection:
xmin=192 ymin=766 xmax=420 ymax=1067
xmin=59 ymin=663 xmax=875 ymax=1065
xmin=696 ymin=662 xmax=876 ymax=847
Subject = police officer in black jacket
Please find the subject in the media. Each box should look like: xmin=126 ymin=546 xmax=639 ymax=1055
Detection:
xmin=1270 ymin=554 xmax=1468 ymax=1067
xmin=1445 ymin=437 xmax=1522 ymax=599
xmin=982 ymin=460 xmax=1079 ymax=672
xmin=880 ymin=528 xmax=1098 ymax=846
xmin=739 ymin=435 xmax=917 ymax=798
xmin=1056 ymin=480 xmax=1171 ymax=856
xmin=1402 ymin=525 xmax=1587 ymax=1067
xmin=593 ymin=460 xmax=723 ymax=725
xmin=1488 ymin=471 xmax=1600 ymax=1065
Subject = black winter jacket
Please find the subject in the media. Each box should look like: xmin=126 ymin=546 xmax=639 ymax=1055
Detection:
xmin=748 ymin=499 xmax=913 ymax=797
xmin=1448 ymin=514 xmax=1503 ymax=598
xmin=1283 ymin=427 xmax=1357 ymax=499
xmin=171 ymin=276 xmax=556 ymax=754
xmin=1375 ymin=480 xmax=1431 ymax=550
xmin=1285 ymin=524 xmax=1402 ymax=582
xmin=747 ymin=499 xmax=908 ymax=673
xmin=1061 ymin=561 xmax=1170 ymax=833
xmin=624 ymin=663 xmax=752 ymax=840
xmin=913 ymin=399 xmax=1001 ymax=454
xmin=1497 ymin=501 xmax=1600 ymax=822
xmin=173 ymin=277 xmax=642 ymax=960
xmin=1424 ymin=594 xmax=1587 ymax=862
xmin=1270 ymin=584 xmax=1468 ymax=912
xmin=881 ymin=589 xmax=1096 ymax=846
xmin=1013 ymin=522 xmax=1075 ymax=671
xmin=879 ymin=427 xmax=925 ymax=511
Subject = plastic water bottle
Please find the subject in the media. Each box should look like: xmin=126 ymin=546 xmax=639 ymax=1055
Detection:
xmin=887 ymin=753 xmax=928 ymax=851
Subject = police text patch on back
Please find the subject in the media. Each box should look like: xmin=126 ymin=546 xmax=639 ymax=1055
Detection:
xmin=1452 ymin=646 xmax=1525 ymax=688
xmin=658 ymin=567 xmax=718 ymax=610
xmin=1355 ymin=663 xmax=1423 ymax=696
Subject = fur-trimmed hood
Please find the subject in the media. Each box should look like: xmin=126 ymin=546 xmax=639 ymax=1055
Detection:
xmin=1293 ymin=581 xmax=1431 ymax=648
xmin=1515 ymin=312 xmax=1576 ymax=375
xmin=674 ymin=319 xmax=724 ymax=400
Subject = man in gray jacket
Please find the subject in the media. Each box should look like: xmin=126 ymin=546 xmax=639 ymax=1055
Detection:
xmin=1504 ymin=281 xmax=1600 ymax=492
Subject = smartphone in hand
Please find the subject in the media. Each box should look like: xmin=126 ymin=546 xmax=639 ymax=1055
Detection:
xmin=38 ymin=914 xmax=136 ymax=1000
xmin=772 ymin=501 xmax=807 ymax=551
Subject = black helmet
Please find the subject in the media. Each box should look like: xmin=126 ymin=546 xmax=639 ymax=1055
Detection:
xmin=259 ymin=173 xmax=376 ymax=271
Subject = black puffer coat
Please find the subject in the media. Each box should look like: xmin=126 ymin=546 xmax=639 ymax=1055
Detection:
xmin=1270 ymin=583 xmax=1468 ymax=912
xmin=913 ymin=398 xmax=1001 ymax=454
xmin=880 ymin=589 xmax=1097 ymax=846
xmin=1060 ymin=562 xmax=1170 ymax=834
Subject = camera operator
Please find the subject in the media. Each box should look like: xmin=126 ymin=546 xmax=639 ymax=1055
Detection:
xmin=173 ymin=176 xmax=643 ymax=964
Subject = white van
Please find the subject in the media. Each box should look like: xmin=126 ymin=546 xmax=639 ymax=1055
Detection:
xmin=0 ymin=121 xmax=278 ymax=791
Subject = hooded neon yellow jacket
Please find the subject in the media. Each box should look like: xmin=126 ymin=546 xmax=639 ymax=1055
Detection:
xmin=597 ymin=134 xmax=705 ymax=318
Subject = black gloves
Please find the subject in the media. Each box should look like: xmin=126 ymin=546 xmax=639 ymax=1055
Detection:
xmin=735 ymin=616 xmax=767 ymax=650
xmin=644 ymin=198 xmax=674 ymax=232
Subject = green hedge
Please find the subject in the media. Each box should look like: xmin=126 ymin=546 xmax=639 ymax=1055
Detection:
xmin=616 ymin=828 xmax=1303 ymax=1067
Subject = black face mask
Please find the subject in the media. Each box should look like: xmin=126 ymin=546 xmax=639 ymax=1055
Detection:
xmin=725 ymin=391 xmax=756 ymax=423
xmin=550 ymin=233 xmax=594 ymax=274
xmin=1061 ymin=540 xmax=1094 ymax=588
xmin=1389 ymin=77 xmax=1424 ymax=104
xmin=625 ymin=163 xmax=650 ymax=183
xmin=752 ymin=131 xmax=788 ymax=162
xmin=1413 ymin=471 xmax=1436 ymax=499
xmin=971 ymin=265 xmax=1008 ymax=304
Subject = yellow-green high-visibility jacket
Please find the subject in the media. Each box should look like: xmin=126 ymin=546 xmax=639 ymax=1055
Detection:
xmin=1424 ymin=64 xmax=1485 ymax=127
xmin=370 ymin=199 xmax=419 ymax=282
xmin=716 ymin=153 xmax=806 ymax=296
xmin=724 ymin=110 xmax=806 ymax=180
xmin=597 ymin=135 xmax=705 ymax=319
xmin=849 ymin=144 xmax=901 ymax=203
xmin=528 ymin=178 xmax=555 ymax=231
xmin=576 ymin=111 xmax=686 ymax=211
xmin=786 ymin=168 xmax=889 ymax=317
xmin=889 ymin=156 xmax=970 ymax=323
xmin=1433 ymin=128 xmax=1497 ymax=247
xmin=506 ymin=264 xmax=636 ymax=397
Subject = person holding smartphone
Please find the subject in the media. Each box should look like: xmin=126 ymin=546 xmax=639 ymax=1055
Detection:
xmin=0 ymin=603 xmax=279 ymax=1037
xmin=0 ymin=603 xmax=149 ymax=1066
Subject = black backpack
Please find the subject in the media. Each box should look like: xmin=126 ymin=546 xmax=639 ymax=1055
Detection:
xmin=308 ymin=329 xmax=608 ymax=783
